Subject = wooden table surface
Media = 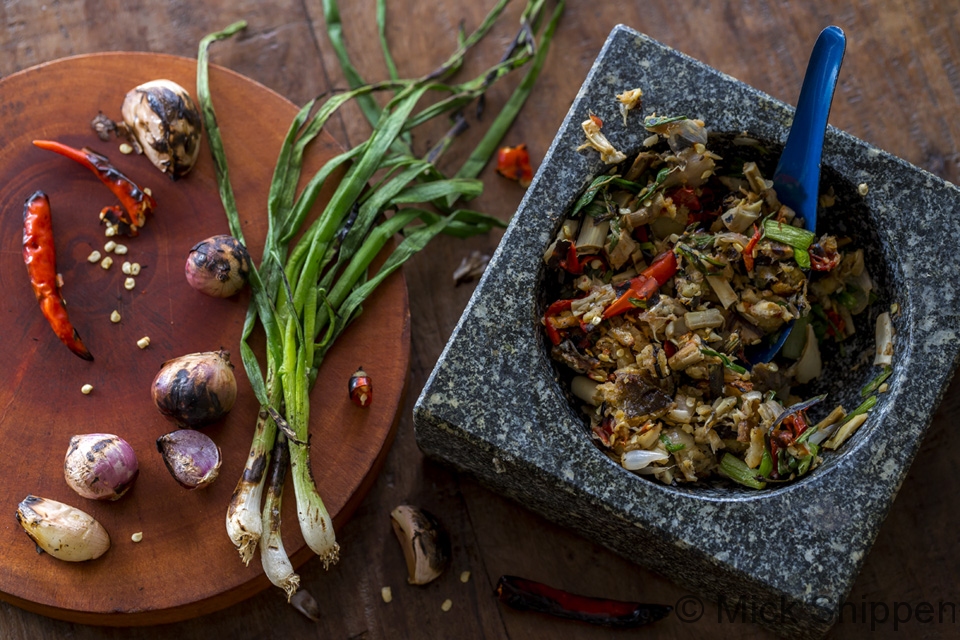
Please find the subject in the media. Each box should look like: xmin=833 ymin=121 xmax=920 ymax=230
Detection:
xmin=2 ymin=1 xmax=958 ymax=638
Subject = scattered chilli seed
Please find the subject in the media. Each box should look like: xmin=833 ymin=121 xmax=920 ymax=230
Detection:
xmin=87 ymin=250 xmax=102 ymax=263
xmin=119 ymin=143 xmax=134 ymax=155
xmin=137 ymin=336 xmax=151 ymax=349
xmin=114 ymin=244 xmax=128 ymax=255
xmin=441 ymin=599 xmax=453 ymax=612
xmin=110 ymin=310 xmax=121 ymax=323
xmin=130 ymin=262 xmax=141 ymax=276
xmin=381 ymin=586 xmax=393 ymax=603
xmin=460 ymin=571 xmax=471 ymax=583
xmin=81 ymin=384 xmax=93 ymax=395
xmin=858 ymin=182 xmax=869 ymax=196
xmin=143 ymin=187 xmax=152 ymax=196
xmin=122 ymin=261 xmax=133 ymax=275
xmin=131 ymin=531 xmax=143 ymax=542
xmin=105 ymin=225 xmax=117 ymax=237
xmin=124 ymin=277 xmax=136 ymax=291
xmin=104 ymin=240 xmax=117 ymax=253
xmin=100 ymin=256 xmax=113 ymax=269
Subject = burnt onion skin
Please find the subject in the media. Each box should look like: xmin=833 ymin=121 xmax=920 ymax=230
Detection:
xmin=156 ymin=429 xmax=222 ymax=489
xmin=185 ymin=234 xmax=251 ymax=298
xmin=152 ymin=350 xmax=237 ymax=428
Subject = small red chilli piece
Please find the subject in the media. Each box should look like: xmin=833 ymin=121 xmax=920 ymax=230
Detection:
xmin=495 ymin=144 xmax=534 ymax=188
xmin=349 ymin=368 xmax=373 ymax=407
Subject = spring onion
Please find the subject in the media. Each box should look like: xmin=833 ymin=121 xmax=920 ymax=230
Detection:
xmin=719 ymin=453 xmax=766 ymax=489
xmin=762 ymin=218 xmax=814 ymax=269
xmin=198 ymin=1 xmax=565 ymax=598
xmin=861 ymin=365 xmax=893 ymax=397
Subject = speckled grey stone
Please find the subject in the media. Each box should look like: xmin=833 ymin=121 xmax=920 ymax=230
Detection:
xmin=413 ymin=25 xmax=960 ymax=639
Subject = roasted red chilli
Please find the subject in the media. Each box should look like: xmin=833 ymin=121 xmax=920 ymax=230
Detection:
xmin=22 ymin=190 xmax=93 ymax=361
xmin=33 ymin=139 xmax=155 ymax=236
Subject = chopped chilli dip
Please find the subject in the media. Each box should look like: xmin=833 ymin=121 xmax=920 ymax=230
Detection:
xmin=543 ymin=97 xmax=891 ymax=488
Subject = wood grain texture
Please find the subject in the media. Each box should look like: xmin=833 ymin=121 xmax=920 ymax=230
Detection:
xmin=0 ymin=53 xmax=409 ymax=625
xmin=1 ymin=1 xmax=958 ymax=638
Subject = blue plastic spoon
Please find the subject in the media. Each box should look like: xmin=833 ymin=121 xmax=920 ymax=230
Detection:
xmin=749 ymin=25 xmax=846 ymax=364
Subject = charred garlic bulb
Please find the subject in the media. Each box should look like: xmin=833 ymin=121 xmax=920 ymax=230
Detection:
xmin=64 ymin=434 xmax=139 ymax=501
xmin=16 ymin=496 xmax=110 ymax=562
xmin=390 ymin=505 xmax=450 ymax=585
xmin=121 ymin=79 xmax=202 ymax=180
xmin=152 ymin=350 xmax=237 ymax=428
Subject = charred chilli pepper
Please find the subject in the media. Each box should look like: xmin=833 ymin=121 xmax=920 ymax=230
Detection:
xmin=22 ymin=191 xmax=93 ymax=361
xmin=602 ymin=251 xmax=677 ymax=319
xmin=742 ymin=224 xmax=762 ymax=272
xmin=544 ymin=299 xmax=575 ymax=346
xmin=495 ymin=144 xmax=534 ymax=187
xmin=496 ymin=575 xmax=672 ymax=628
xmin=33 ymin=140 xmax=156 ymax=236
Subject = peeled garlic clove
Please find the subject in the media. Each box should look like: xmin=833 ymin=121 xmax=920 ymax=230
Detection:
xmin=64 ymin=433 xmax=139 ymax=501
xmin=390 ymin=505 xmax=450 ymax=585
xmin=156 ymin=429 xmax=222 ymax=489
xmin=185 ymin=234 xmax=251 ymax=298
xmin=152 ymin=350 xmax=237 ymax=428
xmin=121 ymin=79 xmax=202 ymax=180
xmin=16 ymin=496 xmax=110 ymax=562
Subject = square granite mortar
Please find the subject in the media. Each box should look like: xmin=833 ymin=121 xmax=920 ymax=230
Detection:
xmin=414 ymin=25 xmax=960 ymax=639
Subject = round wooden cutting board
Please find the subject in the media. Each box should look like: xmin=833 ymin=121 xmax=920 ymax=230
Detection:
xmin=0 ymin=53 xmax=409 ymax=625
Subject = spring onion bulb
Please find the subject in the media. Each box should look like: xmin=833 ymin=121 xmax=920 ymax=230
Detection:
xmin=874 ymin=311 xmax=894 ymax=366
xmin=261 ymin=433 xmax=300 ymax=601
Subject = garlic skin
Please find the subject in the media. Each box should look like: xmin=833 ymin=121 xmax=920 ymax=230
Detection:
xmin=185 ymin=235 xmax=251 ymax=298
xmin=121 ymin=79 xmax=202 ymax=180
xmin=390 ymin=505 xmax=450 ymax=585
xmin=64 ymin=433 xmax=139 ymax=501
xmin=156 ymin=429 xmax=222 ymax=489
xmin=152 ymin=350 xmax=237 ymax=427
xmin=16 ymin=496 xmax=110 ymax=562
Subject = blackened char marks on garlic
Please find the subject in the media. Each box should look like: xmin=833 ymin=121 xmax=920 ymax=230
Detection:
xmin=613 ymin=373 xmax=673 ymax=419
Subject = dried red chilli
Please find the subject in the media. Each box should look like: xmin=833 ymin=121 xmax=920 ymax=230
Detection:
xmin=495 ymin=144 xmax=534 ymax=187
xmin=22 ymin=191 xmax=93 ymax=361
xmin=495 ymin=575 xmax=672 ymax=628
xmin=348 ymin=368 xmax=373 ymax=407
xmin=32 ymin=139 xmax=156 ymax=236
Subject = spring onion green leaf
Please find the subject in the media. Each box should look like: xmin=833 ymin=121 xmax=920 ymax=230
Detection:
xmin=720 ymin=453 xmax=766 ymax=489
xmin=699 ymin=348 xmax=747 ymax=375
xmin=861 ymin=365 xmax=893 ymax=397
xmin=644 ymin=115 xmax=688 ymax=129
xmin=660 ymin=434 xmax=685 ymax=453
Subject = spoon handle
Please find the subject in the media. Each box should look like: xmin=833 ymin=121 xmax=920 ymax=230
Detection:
xmin=772 ymin=26 xmax=846 ymax=231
